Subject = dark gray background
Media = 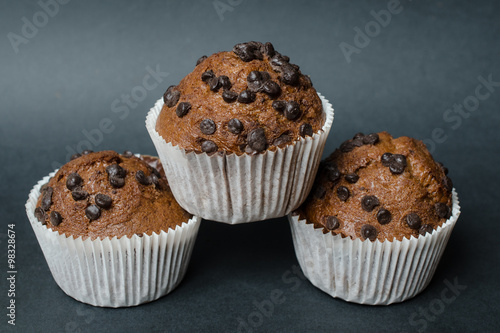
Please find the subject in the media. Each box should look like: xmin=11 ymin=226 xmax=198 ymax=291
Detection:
xmin=1 ymin=0 xmax=499 ymax=332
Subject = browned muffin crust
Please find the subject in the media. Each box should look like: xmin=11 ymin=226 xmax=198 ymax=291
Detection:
xmin=34 ymin=151 xmax=192 ymax=240
xmin=298 ymin=132 xmax=453 ymax=241
xmin=156 ymin=41 xmax=325 ymax=155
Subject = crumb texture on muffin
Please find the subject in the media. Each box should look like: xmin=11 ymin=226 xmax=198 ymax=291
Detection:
xmin=298 ymin=132 xmax=453 ymax=241
xmin=156 ymin=41 xmax=325 ymax=154
xmin=35 ymin=151 xmax=192 ymax=239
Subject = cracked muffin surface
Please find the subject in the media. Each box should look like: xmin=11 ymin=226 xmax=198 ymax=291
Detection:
xmin=297 ymin=131 xmax=453 ymax=241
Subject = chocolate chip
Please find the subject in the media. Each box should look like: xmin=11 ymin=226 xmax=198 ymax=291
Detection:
xmin=135 ymin=170 xmax=151 ymax=185
xmin=406 ymin=213 xmax=422 ymax=229
xmin=247 ymin=128 xmax=267 ymax=152
xmin=270 ymin=54 xmax=288 ymax=67
xmin=351 ymin=138 xmax=364 ymax=147
xmin=95 ymin=194 xmax=112 ymax=209
xmin=272 ymin=100 xmax=286 ymax=113
xmin=150 ymin=167 xmax=161 ymax=178
xmin=201 ymin=140 xmax=218 ymax=153
xmin=163 ymin=86 xmax=180 ymax=107
xmin=238 ymin=90 xmax=256 ymax=104
xmin=176 ymin=102 xmax=191 ymax=117
xmin=66 ymin=173 xmax=82 ymax=191
xmin=264 ymin=42 xmax=275 ymax=57
xmin=313 ymin=185 xmax=326 ymax=199
xmin=273 ymin=134 xmax=291 ymax=147
xmin=299 ymin=123 xmax=313 ymax=137
xmin=340 ymin=141 xmax=355 ymax=153
xmin=345 ymin=173 xmax=359 ymax=183
xmin=361 ymin=224 xmax=378 ymax=241
xmin=34 ymin=207 xmax=46 ymax=224
xmin=85 ymin=205 xmax=101 ymax=221
xmin=122 ymin=150 xmax=133 ymax=158
xmin=444 ymin=176 xmax=453 ymax=192
xmin=71 ymin=189 xmax=88 ymax=201
xmin=419 ymin=224 xmax=434 ymax=236
xmin=381 ymin=153 xmax=393 ymax=166
xmin=218 ymin=75 xmax=232 ymax=90
xmin=149 ymin=173 xmax=162 ymax=189
xmin=196 ymin=55 xmax=207 ymax=66
xmin=361 ymin=195 xmax=379 ymax=212
xmin=222 ymin=90 xmax=238 ymax=103
xmin=106 ymin=164 xmax=126 ymax=178
xmin=363 ymin=133 xmax=379 ymax=145
xmin=50 ymin=211 xmax=62 ymax=226
xmin=262 ymin=81 xmax=281 ymax=97
xmin=377 ymin=208 xmax=392 ymax=225
xmin=41 ymin=187 xmax=53 ymax=211
xmin=389 ymin=154 xmax=407 ymax=174
xmin=200 ymin=119 xmax=216 ymax=135
xmin=109 ymin=176 xmax=125 ymax=188
xmin=435 ymin=203 xmax=451 ymax=219
xmin=247 ymin=71 xmax=262 ymax=82
xmin=201 ymin=70 xmax=215 ymax=82
xmin=82 ymin=150 xmax=93 ymax=155
xmin=233 ymin=42 xmax=263 ymax=62
xmin=284 ymin=101 xmax=301 ymax=120
xmin=207 ymin=76 xmax=221 ymax=92
xmin=70 ymin=153 xmax=81 ymax=160
xmin=281 ymin=64 xmax=300 ymax=86
xmin=353 ymin=132 xmax=365 ymax=140
xmin=337 ymin=186 xmax=350 ymax=201
xmin=324 ymin=163 xmax=341 ymax=183
xmin=228 ymin=118 xmax=243 ymax=134
xmin=325 ymin=216 xmax=340 ymax=230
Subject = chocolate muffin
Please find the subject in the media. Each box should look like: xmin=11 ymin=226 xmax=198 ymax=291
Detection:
xmin=34 ymin=150 xmax=192 ymax=239
xmin=298 ymin=131 xmax=453 ymax=241
xmin=156 ymin=41 xmax=325 ymax=154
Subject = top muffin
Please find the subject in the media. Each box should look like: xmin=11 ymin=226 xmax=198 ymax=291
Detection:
xmin=298 ymin=132 xmax=453 ymax=241
xmin=156 ymin=41 xmax=325 ymax=155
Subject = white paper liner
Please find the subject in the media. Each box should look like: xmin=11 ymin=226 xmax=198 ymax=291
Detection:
xmin=288 ymin=189 xmax=460 ymax=305
xmin=146 ymin=93 xmax=334 ymax=224
xmin=26 ymin=171 xmax=201 ymax=307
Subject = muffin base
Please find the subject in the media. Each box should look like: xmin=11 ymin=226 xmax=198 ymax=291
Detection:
xmin=26 ymin=171 xmax=201 ymax=307
xmin=288 ymin=189 xmax=460 ymax=305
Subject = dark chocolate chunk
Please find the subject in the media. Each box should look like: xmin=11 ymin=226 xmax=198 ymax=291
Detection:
xmin=262 ymin=81 xmax=281 ymax=97
xmin=71 ymin=189 xmax=88 ymax=201
xmin=363 ymin=133 xmax=380 ymax=145
xmin=351 ymin=138 xmax=364 ymax=147
xmin=228 ymin=118 xmax=243 ymax=134
xmin=95 ymin=194 xmax=112 ymax=209
xmin=270 ymin=54 xmax=287 ymax=67
xmin=337 ymin=186 xmax=350 ymax=201
xmin=361 ymin=195 xmax=379 ymax=212
xmin=109 ymin=176 xmax=125 ymax=188
xmin=377 ymin=208 xmax=392 ymax=225
xmin=81 ymin=150 xmax=93 ymax=155
xmin=218 ymin=75 xmax=232 ymax=90
xmin=299 ymin=123 xmax=313 ymax=137
xmin=361 ymin=224 xmax=378 ymax=241
xmin=281 ymin=64 xmax=300 ymax=86
xmin=273 ymin=134 xmax=291 ymax=146
xmin=264 ymin=42 xmax=275 ymax=57
xmin=196 ymin=55 xmax=207 ymax=66
xmin=135 ymin=170 xmax=151 ymax=185
xmin=176 ymin=102 xmax=191 ymax=117
xmin=66 ymin=173 xmax=82 ymax=191
xmin=222 ymin=90 xmax=238 ymax=103
xmin=435 ymin=203 xmax=451 ymax=219
xmin=340 ymin=141 xmax=355 ymax=153
xmin=284 ymin=101 xmax=301 ymax=120
xmin=247 ymin=71 xmax=262 ymax=82
xmin=406 ymin=213 xmax=422 ymax=229
xmin=208 ymin=76 xmax=221 ymax=92
xmin=444 ymin=176 xmax=453 ymax=192
xmin=50 ymin=211 xmax=62 ymax=226
xmin=325 ymin=216 xmax=340 ymax=230
xmin=149 ymin=173 xmax=161 ymax=188
xmin=201 ymin=70 xmax=215 ymax=82
xmin=247 ymin=128 xmax=267 ymax=152
xmin=85 ymin=204 xmax=101 ymax=221
xmin=238 ymin=90 xmax=256 ymax=104
xmin=41 ymin=187 xmax=53 ymax=211
xmin=345 ymin=173 xmax=359 ymax=183
xmin=389 ymin=154 xmax=407 ymax=174
xmin=233 ymin=42 xmax=263 ymax=62
xmin=260 ymin=71 xmax=271 ymax=81
xmin=200 ymin=119 xmax=216 ymax=135
xmin=34 ymin=207 xmax=46 ymax=224
xmin=419 ymin=224 xmax=434 ymax=236
xmin=353 ymin=132 xmax=365 ymax=140
xmin=106 ymin=164 xmax=126 ymax=178
xmin=324 ymin=163 xmax=341 ymax=183
xmin=122 ymin=150 xmax=133 ymax=158
xmin=272 ymin=100 xmax=286 ymax=113
xmin=201 ymin=140 xmax=218 ymax=153
xmin=163 ymin=85 xmax=180 ymax=107
xmin=70 ymin=153 xmax=81 ymax=160
xmin=381 ymin=152 xmax=393 ymax=166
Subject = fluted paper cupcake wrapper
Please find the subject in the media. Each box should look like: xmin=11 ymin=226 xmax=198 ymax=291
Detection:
xmin=26 ymin=172 xmax=201 ymax=307
xmin=288 ymin=189 xmax=460 ymax=305
xmin=145 ymin=93 xmax=334 ymax=224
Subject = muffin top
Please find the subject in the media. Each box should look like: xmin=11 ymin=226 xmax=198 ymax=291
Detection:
xmin=298 ymin=132 xmax=453 ymax=241
xmin=156 ymin=41 xmax=325 ymax=155
xmin=34 ymin=150 xmax=192 ymax=240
